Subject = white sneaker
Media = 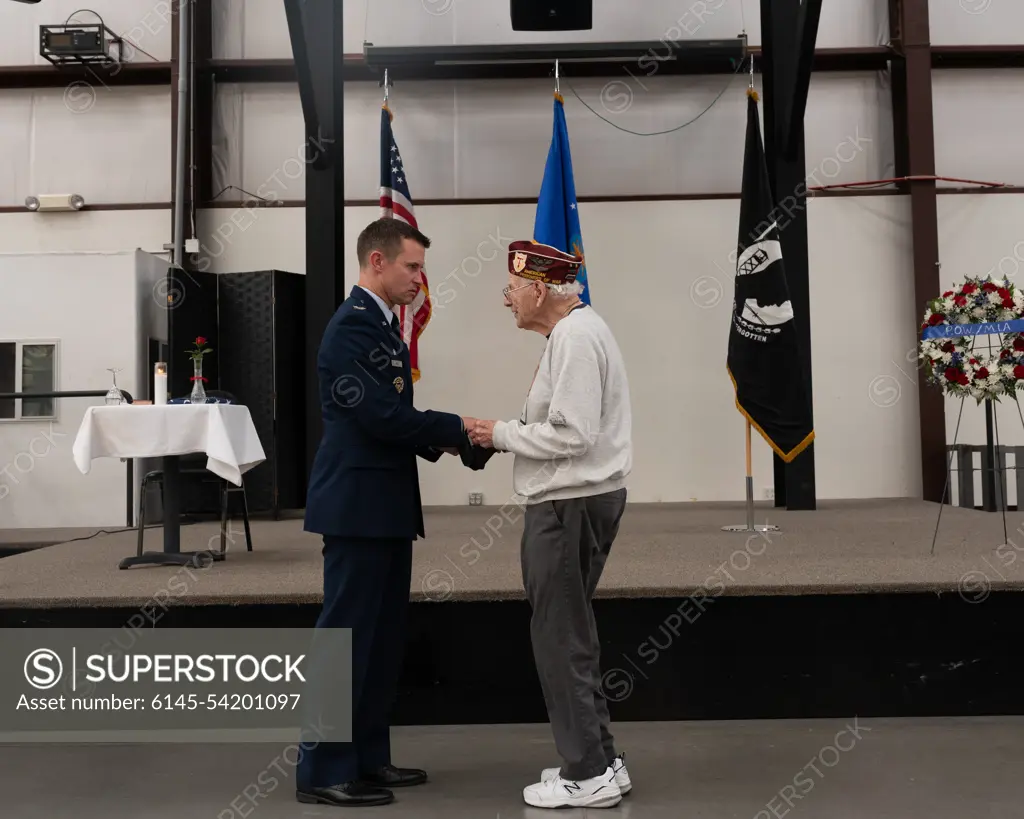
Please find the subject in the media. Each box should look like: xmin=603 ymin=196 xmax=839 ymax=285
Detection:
xmin=541 ymin=753 xmax=632 ymax=795
xmin=524 ymin=766 xmax=622 ymax=809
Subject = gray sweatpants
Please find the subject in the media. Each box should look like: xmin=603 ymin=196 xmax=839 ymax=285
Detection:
xmin=521 ymin=487 xmax=627 ymax=781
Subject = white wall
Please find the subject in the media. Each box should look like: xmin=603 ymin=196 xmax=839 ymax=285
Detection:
xmin=0 ymin=212 xmax=170 ymax=528
xmin=0 ymin=251 xmax=140 ymax=528
xmin=211 ymin=71 xmax=892 ymax=202
xmin=2 ymin=0 xmax=1023 ymax=520
xmin=0 ymin=209 xmax=171 ymax=254
xmin=197 ymin=193 xmax=922 ymax=505
xmin=213 ymin=0 xmax=890 ymax=58
xmin=0 ymin=88 xmax=171 ymax=208
xmin=929 ymin=0 xmax=1024 ymax=46
xmin=933 ymin=69 xmax=1024 ymax=189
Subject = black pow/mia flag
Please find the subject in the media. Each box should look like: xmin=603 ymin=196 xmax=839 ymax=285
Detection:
xmin=726 ymin=89 xmax=814 ymax=462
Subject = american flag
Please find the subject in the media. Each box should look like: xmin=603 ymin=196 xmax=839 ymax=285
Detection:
xmin=379 ymin=102 xmax=431 ymax=382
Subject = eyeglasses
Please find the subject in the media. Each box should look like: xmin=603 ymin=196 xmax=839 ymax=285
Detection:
xmin=503 ymin=282 xmax=533 ymax=299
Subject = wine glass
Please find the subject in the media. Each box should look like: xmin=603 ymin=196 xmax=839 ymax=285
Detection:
xmin=105 ymin=368 xmax=125 ymax=405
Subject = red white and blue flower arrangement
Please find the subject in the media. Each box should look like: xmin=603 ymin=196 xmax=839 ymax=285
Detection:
xmin=920 ymin=275 xmax=1024 ymax=403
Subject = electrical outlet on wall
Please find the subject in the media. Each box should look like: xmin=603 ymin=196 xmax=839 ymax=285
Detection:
xmin=468 ymin=492 xmax=483 ymax=506
xmin=764 ymin=488 xmax=775 ymax=500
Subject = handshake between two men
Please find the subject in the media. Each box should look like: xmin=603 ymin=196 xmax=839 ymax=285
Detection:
xmin=436 ymin=417 xmax=500 ymax=470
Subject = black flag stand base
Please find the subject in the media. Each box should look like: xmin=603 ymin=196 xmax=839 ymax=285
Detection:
xmin=723 ymin=421 xmax=782 ymax=534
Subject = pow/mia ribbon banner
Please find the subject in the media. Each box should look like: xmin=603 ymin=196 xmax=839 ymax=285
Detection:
xmin=2 ymin=628 xmax=352 ymax=743
xmin=921 ymin=319 xmax=1024 ymax=340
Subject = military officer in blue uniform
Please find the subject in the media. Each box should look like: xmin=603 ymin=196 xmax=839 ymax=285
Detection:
xmin=298 ymin=218 xmax=476 ymax=808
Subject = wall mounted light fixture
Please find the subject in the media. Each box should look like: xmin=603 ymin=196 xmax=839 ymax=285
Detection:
xmin=25 ymin=194 xmax=86 ymax=212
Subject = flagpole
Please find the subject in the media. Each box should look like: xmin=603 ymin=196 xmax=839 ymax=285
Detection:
xmin=722 ymin=55 xmax=782 ymax=536
xmin=723 ymin=418 xmax=780 ymax=534
xmin=745 ymin=420 xmax=754 ymax=531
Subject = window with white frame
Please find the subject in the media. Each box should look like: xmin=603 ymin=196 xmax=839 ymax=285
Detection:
xmin=0 ymin=341 xmax=58 ymax=420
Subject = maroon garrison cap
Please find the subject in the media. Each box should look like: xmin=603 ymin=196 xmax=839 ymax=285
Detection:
xmin=507 ymin=240 xmax=582 ymax=285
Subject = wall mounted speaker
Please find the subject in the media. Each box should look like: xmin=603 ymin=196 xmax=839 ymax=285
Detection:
xmin=510 ymin=0 xmax=592 ymax=31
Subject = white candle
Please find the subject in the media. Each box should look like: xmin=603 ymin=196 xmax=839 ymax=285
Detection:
xmin=154 ymin=363 xmax=168 ymax=406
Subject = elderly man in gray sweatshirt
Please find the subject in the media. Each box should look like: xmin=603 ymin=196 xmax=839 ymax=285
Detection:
xmin=467 ymin=240 xmax=633 ymax=810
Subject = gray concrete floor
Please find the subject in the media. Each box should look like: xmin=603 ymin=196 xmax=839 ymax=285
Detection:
xmin=0 ymin=717 xmax=1021 ymax=817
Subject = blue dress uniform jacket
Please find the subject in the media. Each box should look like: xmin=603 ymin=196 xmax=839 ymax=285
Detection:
xmin=304 ymin=286 xmax=466 ymax=540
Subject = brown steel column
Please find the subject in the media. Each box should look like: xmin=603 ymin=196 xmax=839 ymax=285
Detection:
xmin=891 ymin=0 xmax=946 ymax=503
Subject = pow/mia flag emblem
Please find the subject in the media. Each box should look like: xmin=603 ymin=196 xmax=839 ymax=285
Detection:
xmin=726 ymin=90 xmax=814 ymax=464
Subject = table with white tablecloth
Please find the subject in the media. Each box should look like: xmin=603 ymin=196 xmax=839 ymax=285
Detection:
xmin=73 ymin=404 xmax=267 ymax=568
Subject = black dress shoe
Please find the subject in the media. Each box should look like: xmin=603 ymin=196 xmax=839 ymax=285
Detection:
xmin=296 ymin=781 xmax=394 ymax=807
xmin=360 ymin=764 xmax=428 ymax=788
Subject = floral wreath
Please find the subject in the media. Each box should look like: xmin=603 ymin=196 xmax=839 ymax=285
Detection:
xmin=919 ymin=275 xmax=1024 ymax=402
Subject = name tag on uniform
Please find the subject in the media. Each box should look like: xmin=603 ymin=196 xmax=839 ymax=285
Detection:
xmin=391 ymin=359 xmax=402 ymax=367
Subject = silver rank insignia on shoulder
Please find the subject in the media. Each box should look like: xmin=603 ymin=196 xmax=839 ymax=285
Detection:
xmin=353 ymin=305 xmax=366 ymax=310
xmin=393 ymin=376 xmax=405 ymax=394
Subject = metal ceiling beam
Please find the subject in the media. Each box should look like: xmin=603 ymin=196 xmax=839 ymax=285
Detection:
xmin=0 ymin=62 xmax=171 ymax=89
xmin=2 ymin=45 xmax=1023 ymax=90
xmin=208 ymin=47 xmax=890 ymax=83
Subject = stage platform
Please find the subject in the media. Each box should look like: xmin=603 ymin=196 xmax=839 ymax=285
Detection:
xmin=2 ymin=498 xmax=1024 ymax=609
xmin=3 ymin=498 xmax=1023 ymax=724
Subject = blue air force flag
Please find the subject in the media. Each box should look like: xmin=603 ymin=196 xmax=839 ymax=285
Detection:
xmin=534 ymin=92 xmax=589 ymax=304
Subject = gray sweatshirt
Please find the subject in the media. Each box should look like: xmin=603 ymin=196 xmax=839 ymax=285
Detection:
xmin=492 ymin=305 xmax=632 ymax=504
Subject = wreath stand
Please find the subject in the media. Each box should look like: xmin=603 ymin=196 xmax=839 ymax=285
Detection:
xmin=925 ymin=289 xmax=1024 ymax=555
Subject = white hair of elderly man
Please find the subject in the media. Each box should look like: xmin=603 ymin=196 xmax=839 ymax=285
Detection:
xmin=545 ymin=281 xmax=585 ymax=297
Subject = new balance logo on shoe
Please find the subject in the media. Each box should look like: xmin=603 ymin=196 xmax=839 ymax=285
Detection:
xmin=524 ymin=766 xmax=623 ymax=809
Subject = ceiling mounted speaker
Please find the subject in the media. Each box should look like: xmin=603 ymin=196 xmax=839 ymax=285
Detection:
xmin=510 ymin=0 xmax=592 ymax=31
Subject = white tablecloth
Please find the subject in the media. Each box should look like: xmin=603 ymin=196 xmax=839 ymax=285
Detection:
xmin=72 ymin=404 xmax=267 ymax=486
